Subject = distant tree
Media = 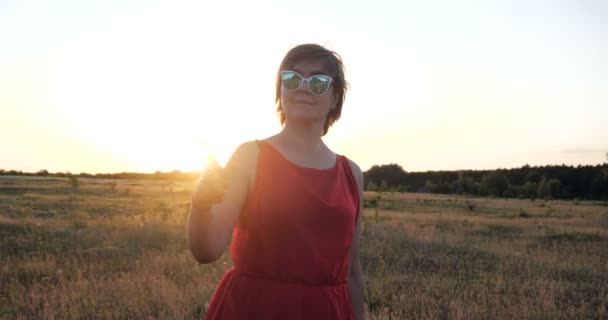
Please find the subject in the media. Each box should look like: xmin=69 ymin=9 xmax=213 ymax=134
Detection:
xmin=423 ymin=180 xmax=437 ymax=193
xmin=36 ymin=169 xmax=49 ymax=176
xmin=379 ymin=180 xmax=389 ymax=192
xmin=525 ymin=170 xmax=542 ymax=183
xmin=366 ymin=181 xmax=378 ymax=192
xmin=482 ymin=172 xmax=510 ymax=197
xmin=537 ymin=176 xmax=551 ymax=199
xmin=453 ymin=172 xmax=465 ymax=194
xmin=503 ymin=184 xmax=520 ymax=198
xmin=364 ymin=164 xmax=407 ymax=189
xmin=434 ymin=182 xmax=452 ymax=194
xmin=473 ymin=181 xmax=484 ymax=195
xmin=522 ymin=182 xmax=537 ymax=199
xmin=590 ymin=174 xmax=608 ymax=200
xmin=548 ymin=178 xmax=561 ymax=199
xmin=514 ymin=164 xmax=532 ymax=185
xmin=454 ymin=172 xmax=475 ymax=194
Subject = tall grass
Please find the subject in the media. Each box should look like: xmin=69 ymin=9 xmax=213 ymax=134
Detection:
xmin=0 ymin=178 xmax=607 ymax=319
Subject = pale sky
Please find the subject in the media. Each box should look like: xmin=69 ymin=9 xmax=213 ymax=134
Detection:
xmin=1 ymin=0 xmax=607 ymax=173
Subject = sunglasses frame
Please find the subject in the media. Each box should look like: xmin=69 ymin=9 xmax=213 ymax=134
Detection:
xmin=280 ymin=70 xmax=334 ymax=96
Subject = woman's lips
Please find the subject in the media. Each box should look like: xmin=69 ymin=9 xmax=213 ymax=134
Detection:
xmin=289 ymin=95 xmax=314 ymax=105
xmin=291 ymin=99 xmax=314 ymax=105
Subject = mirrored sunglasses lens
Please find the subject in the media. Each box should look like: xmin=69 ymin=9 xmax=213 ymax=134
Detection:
xmin=281 ymin=72 xmax=302 ymax=90
xmin=308 ymin=76 xmax=331 ymax=95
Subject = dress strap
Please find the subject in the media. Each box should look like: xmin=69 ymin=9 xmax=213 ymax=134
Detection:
xmin=340 ymin=155 xmax=361 ymax=226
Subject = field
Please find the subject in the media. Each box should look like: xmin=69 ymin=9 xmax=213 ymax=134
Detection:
xmin=1 ymin=176 xmax=607 ymax=319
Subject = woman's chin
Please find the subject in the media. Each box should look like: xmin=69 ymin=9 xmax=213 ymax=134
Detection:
xmin=282 ymin=100 xmax=331 ymax=127
xmin=285 ymin=114 xmax=323 ymax=126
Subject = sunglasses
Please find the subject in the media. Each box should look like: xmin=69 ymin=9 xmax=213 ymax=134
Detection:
xmin=280 ymin=70 xmax=333 ymax=96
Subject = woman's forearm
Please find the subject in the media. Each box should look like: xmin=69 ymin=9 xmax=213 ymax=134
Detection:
xmin=187 ymin=204 xmax=223 ymax=263
xmin=188 ymin=178 xmax=251 ymax=263
xmin=187 ymin=150 xmax=251 ymax=264
xmin=348 ymin=272 xmax=365 ymax=320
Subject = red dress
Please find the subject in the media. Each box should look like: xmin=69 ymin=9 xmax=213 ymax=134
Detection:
xmin=203 ymin=140 xmax=360 ymax=320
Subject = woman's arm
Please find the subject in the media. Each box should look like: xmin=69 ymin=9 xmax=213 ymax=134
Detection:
xmin=187 ymin=141 xmax=258 ymax=263
xmin=347 ymin=160 xmax=365 ymax=320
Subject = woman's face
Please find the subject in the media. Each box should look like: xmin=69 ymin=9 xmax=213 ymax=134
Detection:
xmin=280 ymin=59 xmax=335 ymax=127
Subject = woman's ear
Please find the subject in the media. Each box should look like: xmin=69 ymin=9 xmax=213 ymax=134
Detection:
xmin=330 ymin=95 xmax=338 ymax=110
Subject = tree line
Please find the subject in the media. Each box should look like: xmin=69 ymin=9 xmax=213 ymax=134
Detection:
xmin=2 ymin=163 xmax=608 ymax=200
xmin=0 ymin=169 xmax=199 ymax=181
xmin=364 ymin=163 xmax=608 ymax=200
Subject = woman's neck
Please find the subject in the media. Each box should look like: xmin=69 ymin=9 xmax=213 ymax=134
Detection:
xmin=277 ymin=121 xmax=325 ymax=153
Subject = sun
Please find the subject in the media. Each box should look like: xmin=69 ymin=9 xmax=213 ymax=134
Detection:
xmin=43 ymin=1 xmax=285 ymax=174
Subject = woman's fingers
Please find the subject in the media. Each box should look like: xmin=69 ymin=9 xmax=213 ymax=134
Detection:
xmin=192 ymin=166 xmax=229 ymax=209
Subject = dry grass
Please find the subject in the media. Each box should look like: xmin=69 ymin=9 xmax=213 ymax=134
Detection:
xmin=1 ymin=177 xmax=607 ymax=319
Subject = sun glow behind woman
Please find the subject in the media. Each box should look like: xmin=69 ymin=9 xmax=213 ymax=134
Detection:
xmin=44 ymin=1 xmax=289 ymax=173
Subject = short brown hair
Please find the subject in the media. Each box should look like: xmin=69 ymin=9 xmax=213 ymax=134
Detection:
xmin=275 ymin=44 xmax=348 ymax=136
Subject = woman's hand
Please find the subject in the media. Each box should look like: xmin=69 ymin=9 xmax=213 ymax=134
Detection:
xmin=191 ymin=162 xmax=228 ymax=211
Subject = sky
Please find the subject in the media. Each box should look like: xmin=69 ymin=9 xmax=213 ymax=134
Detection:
xmin=1 ymin=0 xmax=607 ymax=174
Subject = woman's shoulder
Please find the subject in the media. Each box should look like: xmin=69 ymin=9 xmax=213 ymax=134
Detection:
xmin=225 ymin=140 xmax=260 ymax=175
xmin=341 ymin=155 xmax=363 ymax=191
xmin=229 ymin=140 xmax=260 ymax=159
xmin=323 ymin=144 xmax=361 ymax=180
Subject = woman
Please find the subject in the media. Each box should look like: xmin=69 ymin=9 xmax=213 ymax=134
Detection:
xmin=188 ymin=43 xmax=365 ymax=320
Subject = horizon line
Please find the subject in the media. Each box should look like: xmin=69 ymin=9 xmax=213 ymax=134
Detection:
xmin=1 ymin=161 xmax=607 ymax=176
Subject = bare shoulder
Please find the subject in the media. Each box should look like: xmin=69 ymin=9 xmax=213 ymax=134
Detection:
xmin=225 ymin=140 xmax=260 ymax=175
xmin=346 ymin=158 xmax=364 ymax=191
xmin=229 ymin=140 xmax=259 ymax=159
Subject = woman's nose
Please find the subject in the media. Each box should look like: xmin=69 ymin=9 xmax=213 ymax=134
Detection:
xmin=295 ymin=79 xmax=311 ymax=94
